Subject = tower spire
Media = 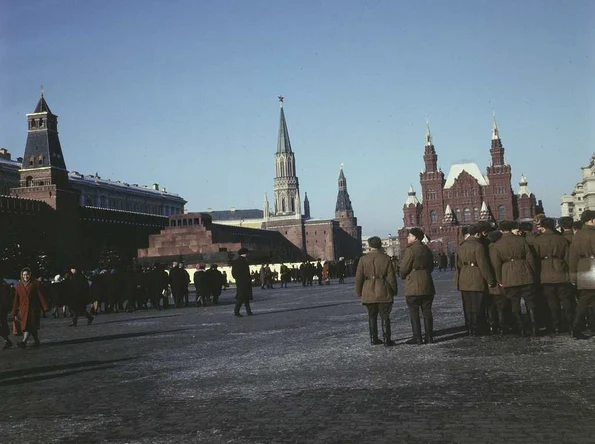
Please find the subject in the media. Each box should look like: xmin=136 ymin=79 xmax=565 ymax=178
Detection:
xmin=277 ymin=96 xmax=292 ymax=153
xmin=425 ymin=119 xmax=433 ymax=147
xmin=492 ymin=111 xmax=500 ymax=141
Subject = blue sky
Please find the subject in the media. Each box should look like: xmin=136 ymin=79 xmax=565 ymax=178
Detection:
xmin=1 ymin=0 xmax=593 ymax=235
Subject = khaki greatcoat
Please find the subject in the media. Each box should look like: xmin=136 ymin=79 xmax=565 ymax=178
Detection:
xmin=569 ymin=224 xmax=595 ymax=289
xmin=355 ymin=250 xmax=397 ymax=304
xmin=399 ymin=241 xmax=435 ymax=296
xmin=456 ymin=236 xmax=496 ymax=292
xmin=531 ymin=230 xmax=570 ymax=284
xmin=489 ymin=233 xmax=536 ymax=288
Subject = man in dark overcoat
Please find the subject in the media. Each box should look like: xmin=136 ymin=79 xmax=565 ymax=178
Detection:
xmin=456 ymin=224 xmax=497 ymax=336
xmin=232 ymin=248 xmax=253 ymax=317
xmin=0 ymin=279 xmax=13 ymax=349
xmin=68 ymin=266 xmax=94 ymax=327
xmin=490 ymin=220 xmax=537 ymax=336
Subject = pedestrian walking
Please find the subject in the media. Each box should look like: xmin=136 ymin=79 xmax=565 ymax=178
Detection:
xmin=232 ymin=248 xmax=253 ymax=317
xmin=12 ymin=268 xmax=49 ymax=348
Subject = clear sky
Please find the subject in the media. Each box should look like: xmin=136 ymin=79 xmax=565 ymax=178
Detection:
xmin=1 ymin=0 xmax=594 ymax=236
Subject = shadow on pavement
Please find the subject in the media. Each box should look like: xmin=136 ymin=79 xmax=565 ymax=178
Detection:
xmin=97 ymin=313 xmax=185 ymax=325
xmin=251 ymin=301 xmax=355 ymax=316
xmin=44 ymin=328 xmax=191 ymax=347
xmin=0 ymin=357 xmax=138 ymax=381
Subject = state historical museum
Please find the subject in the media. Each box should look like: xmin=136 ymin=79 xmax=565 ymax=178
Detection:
xmin=398 ymin=118 xmax=543 ymax=255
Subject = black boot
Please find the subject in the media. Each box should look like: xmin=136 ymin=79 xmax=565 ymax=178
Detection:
xmin=368 ymin=315 xmax=383 ymax=345
xmin=528 ymin=309 xmax=539 ymax=336
xmin=513 ymin=313 xmax=526 ymax=336
xmin=470 ymin=313 xmax=478 ymax=336
xmin=406 ymin=312 xmax=423 ymax=345
xmin=498 ymin=309 xmax=507 ymax=335
xmin=381 ymin=318 xmax=396 ymax=347
xmin=424 ymin=317 xmax=434 ymax=344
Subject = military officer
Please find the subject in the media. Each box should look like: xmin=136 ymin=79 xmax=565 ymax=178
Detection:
xmin=568 ymin=210 xmax=595 ymax=339
xmin=532 ymin=217 xmax=573 ymax=333
xmin=355 ymin=236 xmax=398 ymax=346
xmin=456 ymin=224 xmax=497 ymax=336
xmin=399 ymin=228 xmax=436 ymax=345
xmin=490 ymin=220 xmax=538 ymax=336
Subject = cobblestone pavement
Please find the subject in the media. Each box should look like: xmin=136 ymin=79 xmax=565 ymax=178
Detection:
xmin=2 ymin=272 xmax=595 ymax=444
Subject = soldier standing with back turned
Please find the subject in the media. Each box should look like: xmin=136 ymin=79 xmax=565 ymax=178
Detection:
xmin=355 ymin=236 xmax=398 ymax=347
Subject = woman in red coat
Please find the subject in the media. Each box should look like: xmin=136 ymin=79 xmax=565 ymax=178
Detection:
xmin=12 ymin=268 xmax=49 ymax=348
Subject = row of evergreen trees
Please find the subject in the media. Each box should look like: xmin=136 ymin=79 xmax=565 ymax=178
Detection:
xmin=0 ymin=233 xmax=125 ymax=279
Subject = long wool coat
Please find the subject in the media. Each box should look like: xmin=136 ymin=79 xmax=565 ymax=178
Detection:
xmin=489 ymin=233 xmax=536 ymax=288
xmin=12 ymin=280 xmax=49 ymax=332
xmin=399 ymin=241 xmax=435 ymax=297
xmin=232 ymin=256 xmax=253 ymax=302
xmin=456 ymin=237 xmax=496 ymax=292
xmin=355 ymin=250 xmax=397 ymax=304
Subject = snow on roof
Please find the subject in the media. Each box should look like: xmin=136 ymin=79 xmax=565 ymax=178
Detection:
xmin=444 ymin=163 xmax=489 ymax=189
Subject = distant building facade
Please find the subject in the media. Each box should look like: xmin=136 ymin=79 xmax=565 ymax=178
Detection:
xmin=560 ymin=154 xmax=594 ymax=220
xmin=0 ymin=97 xmax=185 ymax=216
xmin=0 ymin=93 xmax=178 ymax=273
xmin=399 ymin=118 xmax=543 ymax=254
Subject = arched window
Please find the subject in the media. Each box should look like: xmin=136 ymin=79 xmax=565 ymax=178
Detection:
xmin=464 ymin=208 xmax=471 ymax=222
xmin=290 ymin=197 xmax=295 ymax=212
xmin=456 ymin=208 xmax=461 ymax=221
xmin=430 ymin=210 xmax=437 ymax=224
xmin=25 ymin=176 xmax=33 ymax=187
xmin=281 ymin=198 xmax=286 ymax=213
xmin=409 ymin=214 xmax=415 ymax=225
xmin=498 ymin=205 xmax=506 ymax=219
xmin=473 ymin=207 xmax=479 ymax=220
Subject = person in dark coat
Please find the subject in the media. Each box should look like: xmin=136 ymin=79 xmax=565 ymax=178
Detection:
xmin=0 ymin=279 xmax=13 ymax=349
xmin=490 ymin=220 xmax=538 ymax=336
xmin=232 ymin=248 xmax=253 ymax=317
xmin=456 ymin=225 xmax=497 ymax=336
xmin=337 ymin=258 xmax=346 ymax=284
xmin=206 ymin=264 xmax=224 ymax=305
xmin=68 ymin=266 xmax=94 ymax=327
xmin=399 ymin=228 xmax=436 ymax=344
xmin=193 ymin=265 xmax=208 ymax=306
xmin=12 ymin=268 xmax=49 ymax=348
xmin=355 ymin=236 xmax=398 ymax=346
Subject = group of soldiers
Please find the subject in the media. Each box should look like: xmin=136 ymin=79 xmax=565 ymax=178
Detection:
xmin=456 ymin=213 xmax=590 ymax=339
xmin=250 ymin=259 xmax=349 ymax=289
xmin=355 ymin=211 xmax=593 ymax=347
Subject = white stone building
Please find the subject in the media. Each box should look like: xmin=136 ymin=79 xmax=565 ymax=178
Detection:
xmin=561 ymin=155 xmax=593 ymax=220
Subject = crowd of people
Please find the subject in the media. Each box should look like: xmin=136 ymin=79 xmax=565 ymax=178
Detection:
xmin=252 ymin=259 xmax=350 ymax=289
xmin=356 ymin=212 xmax=592 ymax=347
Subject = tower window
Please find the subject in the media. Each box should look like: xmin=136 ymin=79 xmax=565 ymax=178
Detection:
xmin=430 ymin=210 xmax=437 ymax=224
xmin=25 ymin=176 xmax=33 ymax=187
xmin=474 ymin=207 xmax=479 ymax=220
xmin=464 ymin=208 xmax=471 ymax=223
xmin=281 ymin=198 xmax=286 ymax=213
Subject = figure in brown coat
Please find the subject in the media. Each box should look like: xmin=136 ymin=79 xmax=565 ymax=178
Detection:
xmin=490 ymin=221 xmax=538 ymax=336
xmin=399 ymin=228 xmax=435 ymax=345
xmin=12 ymin=268 xmax=49 ymax=348
xmin=558 ymin=217 xmax=574 ymax=245
xmin=456 ymin=224 xmax=496 ymax=336
xmin=532 ymin=218 xmax=573 ymax=334
xmin=568 ymin=210 xmax=595 ymax=339
xmin=355 ymin=236 xmax=398 ymax=346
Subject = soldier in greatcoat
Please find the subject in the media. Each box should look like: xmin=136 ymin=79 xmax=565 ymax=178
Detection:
xmin=232 ymin=248 xmax=253 ymax=317
xmin=486 ymin=230 xmax=509 ymax=334
xmin=558 ymin=217 xmax=574 ymax=244
xmin=355 ymin=236 xmax=398 ymax=346
xmin=490 ymin=220 xmax=538 ymax=336
xmin=399 ymin=228 xmax=436 ymax=345
xmin=568 ymin=210 xmax=595 ymax=339
xmin=532 ymin=217 xmax=573 ymax=333
xmin=456 ymin=224 xmax=497 ymax=336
